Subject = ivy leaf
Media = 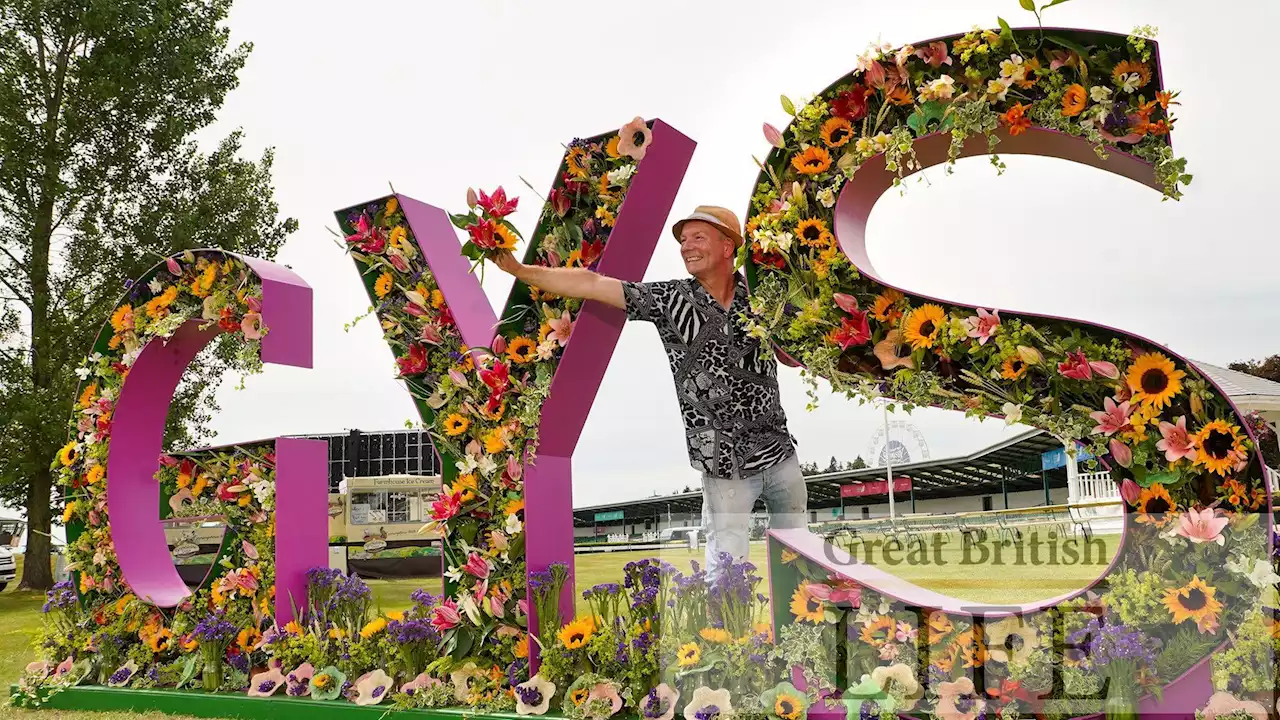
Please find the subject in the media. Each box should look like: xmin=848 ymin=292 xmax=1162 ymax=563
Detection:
xmin=781 ymin=95 xmax=796 ymax=116
xmin=1144 ymin=470 xmax=1177 ymax=488
xmin=907 ymin=101 xmax=952 ymax=137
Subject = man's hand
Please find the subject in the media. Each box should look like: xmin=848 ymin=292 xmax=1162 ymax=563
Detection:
xmin=491 ymin=251 xmax=524 ymax=278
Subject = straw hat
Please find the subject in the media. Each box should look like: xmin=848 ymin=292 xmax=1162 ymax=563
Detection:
xmin=671 ymin=205 xmax=743 ymax=248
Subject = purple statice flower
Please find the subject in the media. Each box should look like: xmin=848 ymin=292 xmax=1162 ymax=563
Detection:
xmin=694 ymin=704 xmax=721 ymax=720
xmin=109 ymin=665 xmax=134 ymax=685
xmin=42 ymin=581 xmax=78 ymax=613
xmin=192 ymin=612 xmax=238 ymax=644
xmin=389 ymin=617 xmax=439 ymax=645
xmin=859 ymin=701 xmax=881 ymax=720
xmin=306 ymin=566 xmax=343 ymax=589
xmin=1066 ymin=618 xmax=1158 ymax=670
xmin=228 ymin=651 xmax=250 ymax=674
xmin=257 ymin=678 xmax=279 ymax=694
xmin=632 ymin=631 xmax=654 ymax=652
xmin=146 ymin=666 xmax=160 ymax=682
xmin=334 ymin=573 xmax=371 ymax=602
xmin=528 ymin=570 xmax=551 ymax=591
xmin=515 ymin=684 xmax=544 ymax=707
xmin=372 ymin=684 xmax=386 ymax=699
xmin=506 ymin=659 xmax=528 ymax=687
xmin=643 ymin=688 xmax=672 ymax=719
xmin=615 ymin=640 xmax=629 ymax=664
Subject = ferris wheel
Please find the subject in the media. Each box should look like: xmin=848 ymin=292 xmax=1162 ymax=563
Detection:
xmin=867 ymin=420 xmax=930 ymax=467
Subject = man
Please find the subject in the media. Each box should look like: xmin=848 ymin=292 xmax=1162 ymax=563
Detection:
xmin=492 ymin=205 xmax=807 ymax=569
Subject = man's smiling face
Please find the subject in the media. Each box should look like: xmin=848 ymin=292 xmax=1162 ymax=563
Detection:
xmin=678 ymin=220 xmax=732 ymax=277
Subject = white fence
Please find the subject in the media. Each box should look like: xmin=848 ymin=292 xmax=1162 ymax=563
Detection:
xmin=1079 ymin=468 xmax=1280 ymax=500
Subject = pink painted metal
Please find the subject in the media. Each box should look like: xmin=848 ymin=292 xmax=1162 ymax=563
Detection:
xmin=839 ymin=477 xmax=910 ymax=498
xmin=106 ymin=253 xmax=322 ymax=617
xmin=389 ymin=120 xmax=696 ymax=666
xmin=273 ymin=438 xmax=329 ymax=623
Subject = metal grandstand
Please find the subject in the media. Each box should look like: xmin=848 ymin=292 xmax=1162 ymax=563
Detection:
xmin=572 ymin=429 xmax=1067 ymax=528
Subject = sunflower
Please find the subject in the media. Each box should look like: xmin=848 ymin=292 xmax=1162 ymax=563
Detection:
xmin=430 ymin=289 xmax=445 ymax=309
xmin=442 ymin=413 xmax=470 ymax=436
xmin=566 ymin=146 xmax=591 ymax=179
xmin=790 ymin=584 xmax=826 ymax=623
xmin=504 ymin=497 xmax=524 ymax=516
xmin=1000 ymin=356 xmax=1028 ymax=380
xmin=1126 ymin=353 xmax=1185 ymax=409
xmin=389 ymin=225 xmax=408 ymax=248
xmin=774 ymin=691 xmax=805 ymax=720
xmin=569 ymin=687 xmax=590 ymax=706
xmin=374 ymin=271 xmax=394 ymax=299
xmin=58 ymin=441 xmax=78 ymax=467
xmin=859 ymin=615 xmax=896 ymax=647
xmin=78 ymin=383 xmax=97 ymax=409
xmin=595 ymin=206 xmax=615 ymax=227
xmin=605 ymin=136 xmax=621 ymax=159
xmin=955 ymin=627 xmax=987 ymax=668
xmin=557 ymin=617 xmax=595 ymax=650
xmin=453 ymin=473 xmax=478 ymax=503
xmin=110 ymin=304 xmax=134 ymax=333
xmin=871 ymin=290 xmax=904 ymax=323
xmin=795 ymin=218 xmax=832 ymax=248
xmin=482 ymin=427 xmax=508 ymax=455
xmin=360 ymin=617 xmax=387 ymax=639
xmin=1194 ymin=420 xmax=1246 ymax=476
xmin=565 ymin=248 xmax=583 ymax=268
xmin=1135 ymin=483 xmax=1176 ymax=527
xmin=677 ymin=642 xmax=701 ymax=667
xmin=1162 ymin=576 xmax=1222 ymax=627
xmin=699 ymin=627 xmax=732 ymax=644
xmin=780 ymin=549 xmax=799 ymax=564
xmin=385 ymin=196 xmax=399 ymax=215
xmin=506 ymin=336 xmax=537 ymax=364
xmin=902 ymin=304 xmax=946 ymax=350
xmin=493 ymin=224 xmax=519 ymax=250
xmin=820 ymin=117 xmax=853 ymax=148
xmin=791 ymin=146 xmax=832 ymax=175
xmin=1112 ymin=60 xmax=1151 ymax=88
xmin=86 ymin=465 xmax=104 ymax=485
xmin=237 ymin=627 xmax=261 ymax=653
xmin=1061 ymin=84 xmax=1087 ymax=117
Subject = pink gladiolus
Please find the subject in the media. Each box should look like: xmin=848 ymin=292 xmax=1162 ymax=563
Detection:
xmin=404 ymin=302 xmax=429 ymax=318
xmin=489 ymin=595 xmax=505 ymax=617
xmin=763 ymin=123 xmax=784 ymax=148
xmin=506 ymin=454 xmax=523 ymax=482
xmin=448 ymin=368 xmax=469 ymax=388
xmin=962 ymin=308 xmax=1000 ymax=345
xmin=833 ymin=293 xmax=859 ymax=314
xmin=1089 ymin=360 xmax=1119 ymax=379
xmin=246 ymin=296 xmax=262 ymax=313
xmin=389 ymin=254 xmax=409 ymax=273
xmin=241 ymin=311 xmax=264 ymax=340
xmin=431 ymin=599 xmax=461 ymax=632
xmin=1109 ymin=438 xmax=1132 ymax=468
xmin=915 ymin=41 xmax=953 ymax=68
xmin=1120 ymin=479 xmax=1141 ymax=505
xmin=1176 ymin=507 xmax=1229 ymax=545
xmin=166 ymin=257 xmax=182 ymax=275
xmin=1057 ymin=351 xmax=1093 ymax=381
xmin=1156 ymin=416 xmax=1198 ymax=463
xmin=463 ymin=552 xmax=491 ymax=579
xmin=1090 ymin=397 xmax=1132 ymax=436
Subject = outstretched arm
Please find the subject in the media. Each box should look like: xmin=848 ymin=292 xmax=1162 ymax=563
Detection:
xmin=492 ymin=251 xmax=625 ymax=310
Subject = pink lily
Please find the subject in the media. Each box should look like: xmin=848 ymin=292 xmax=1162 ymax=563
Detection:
xmin=242 ymin=540 xmax=259 ymax=560
xmin=463 ymin=552 xmax=491 ymax=579
xmin=431 ymin=598 xmax=461 ymax=632
xmin=1089 ymin=360 xmax=1120 ymax=379
xmin=1156 ymin=416 xmax=1198 ymax=463
xmin=831 ymin=311 xmax=871 ymax=350
xmin=1175 ymin=507 xmax=1229 ymax=545
xmin=1090 ymin=397 xmax=1132 ymax=436
xmin=246 ymin=296 xmax=262 ymax=313
xmin=962 ymin=308 xmax=1000 ymax=345
xmin=864 ymin=60 xmax=887 ymax=88
xmin=548 ymin=310 xmax=574 ymax=346
xmin=763 ymin=123 xmax=784 ymax=148
xmin=1109 ymin=438 xmax=1132 ymax=468
xmin=1119 ymin=479 xmax=1141 ymax=505
xmin=166 ymin=257 xmax=182 ymax=275
xmin=832 ymin=293 xmax=859 ymax=314
xmin=506 ymin=454 xmax=523 ymax=483
xmin=477 ymin=187 xmax=518 ymax=218
xmin=1057 ymin=350 xmax=1093 ymax=380
xmin=388 ymin=253 xmax=410 ymax=273
xmin=492 ymin=335 xmax=507 ymax=355
xmin=466 ymin=188 xmax=479 ymax=209
xmin=420 ymin=324 xmax=443 ymax=345
xmin=448 ymin=368 xmax=469 ymax=388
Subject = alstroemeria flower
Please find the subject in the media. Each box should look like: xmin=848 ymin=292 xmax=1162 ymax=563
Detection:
xmin=548 ymin=309 xmax=574 ymax=346
xmin=915 ymin=41 xmax=952 ymax=68
xmin=1174 ymin=507 xmax=1229 ymax=545
xmin=1090 ymin=397 xmax=1132 ymax=436
xmin=1156 ymin=416 xmax=1198 ymax=463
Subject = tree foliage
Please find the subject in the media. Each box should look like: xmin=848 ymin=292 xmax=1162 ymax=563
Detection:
xmin=0 ymin=0 xmax=297 ymax=589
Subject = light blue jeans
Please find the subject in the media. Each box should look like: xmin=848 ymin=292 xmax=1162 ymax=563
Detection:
xmin=701 ymin=453 xmax=808 ymax=571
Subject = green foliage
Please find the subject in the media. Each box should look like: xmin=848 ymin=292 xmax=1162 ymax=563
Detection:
xmin=1156 ymin=625 xmax=1222 ymax=682
xmin=1104 ymin=568 xmax=1171 ymax=630
xmin=0 ymin=0 xmax=297 ymax=589
xmin=1211 ymin=611 xmax=1280 ymax=694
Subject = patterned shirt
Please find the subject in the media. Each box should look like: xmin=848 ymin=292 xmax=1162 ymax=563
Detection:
xmin=621 ymin=274 xmax=795 ymax=478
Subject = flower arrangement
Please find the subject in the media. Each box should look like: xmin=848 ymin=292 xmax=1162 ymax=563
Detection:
xmin=335 ymin=116 xmax=655 ymax=669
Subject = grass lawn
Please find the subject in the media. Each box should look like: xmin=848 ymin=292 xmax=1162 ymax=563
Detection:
xmin=1 ymin=531 xmax=1119 ymax=719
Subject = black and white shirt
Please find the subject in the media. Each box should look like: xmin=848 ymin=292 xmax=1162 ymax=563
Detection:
xmin=622 ymin=274 xmax=795 ymax=478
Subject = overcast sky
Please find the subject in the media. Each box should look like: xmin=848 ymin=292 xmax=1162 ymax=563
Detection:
xmin=184 ymin=0 xmax=1280 ymax=509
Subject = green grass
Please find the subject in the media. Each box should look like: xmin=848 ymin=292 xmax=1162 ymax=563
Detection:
xmin=1 ymin=532 xmax=1119 ymax=720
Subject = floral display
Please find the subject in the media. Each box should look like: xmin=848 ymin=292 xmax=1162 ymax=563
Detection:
xmin=335 ymin=117 xmax=654 ymax=668
xmin=738 ymin=18 xmax=1275 ymax=720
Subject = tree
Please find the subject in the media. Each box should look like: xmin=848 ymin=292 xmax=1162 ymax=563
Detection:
xmin=845 ymin=456 xmax=868 ymax=471
xmin=1229 ymin=355 xmax=1280 ymax=384
xmin=0 ymin=0 xmax=296 ymax=590
xmin=824 ymin=456 xmax=840 ymax=474
xmin=799 ymin=460 xmax=820 ymax=476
